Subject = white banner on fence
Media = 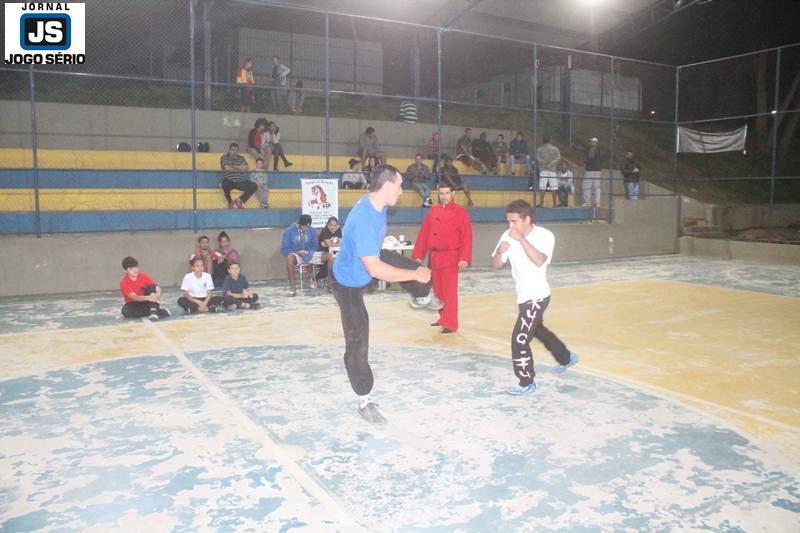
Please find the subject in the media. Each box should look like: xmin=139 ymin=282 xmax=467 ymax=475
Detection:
xmin=678 ymin=125 xmax=747 ymax=153
xmin=301 ymin=177 xmax=339 ymax=228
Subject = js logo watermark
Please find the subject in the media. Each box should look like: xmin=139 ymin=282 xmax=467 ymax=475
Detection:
xmin=4 ymin=3 xmax=85 ymax=65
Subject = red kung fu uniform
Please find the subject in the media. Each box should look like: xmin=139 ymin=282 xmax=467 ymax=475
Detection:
xmin=411 ymin=200 xmax=473 ymax=331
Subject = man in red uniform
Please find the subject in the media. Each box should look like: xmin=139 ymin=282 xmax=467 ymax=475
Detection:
xmin=411 ymin=181 xmax=473 ymax=334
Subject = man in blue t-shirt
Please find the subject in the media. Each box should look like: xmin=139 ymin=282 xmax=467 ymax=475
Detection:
xmin=332 ymin=164 xmax=442 ymax=425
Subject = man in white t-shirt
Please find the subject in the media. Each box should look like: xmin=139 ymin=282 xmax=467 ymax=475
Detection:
xmin=491 ymin=199 xmax=579 ymax=395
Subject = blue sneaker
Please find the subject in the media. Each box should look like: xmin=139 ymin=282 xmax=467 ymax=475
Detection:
xmin=507 ymin=383 xmax=536 ymax=395
xmin=552 ymin=353 xmax=579 ymax=374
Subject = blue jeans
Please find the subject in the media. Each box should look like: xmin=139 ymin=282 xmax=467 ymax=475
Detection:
xmin=625 ymin=181 xmax=639 ymax=200
xmin=410 ymin=180 xmax=431 ymax=204
xmin=509 ymin=154 xmax=531 ymax=175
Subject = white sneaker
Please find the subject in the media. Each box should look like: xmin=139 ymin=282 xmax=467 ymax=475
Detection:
xmin=147 ymin=311 xmax=159 ymax=321
xmin=426 ymin=294 xmax=444 ymax=310
xmin=409 ymin=294 xmax=431 ymax=309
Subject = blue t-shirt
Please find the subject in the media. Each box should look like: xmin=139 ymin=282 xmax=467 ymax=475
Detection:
xmin=332 ymin=195 xmax=385 ymax=287
xmin=222 ymin=274 xmax=249 ymax=294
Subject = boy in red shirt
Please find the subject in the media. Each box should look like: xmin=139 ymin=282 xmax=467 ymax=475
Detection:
xmin=119 ymin=256 xmax=171 ymax=320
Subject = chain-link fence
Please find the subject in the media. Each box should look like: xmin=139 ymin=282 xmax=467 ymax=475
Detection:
xmin=0 ymin=1 xmax=797 ymax=235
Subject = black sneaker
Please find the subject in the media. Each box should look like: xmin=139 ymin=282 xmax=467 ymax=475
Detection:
xmin=441 ymin=328 xmax=455 ymax=335
xmin=157 ymin=308 xmax=171 ymax=318
xmin=208 ymin=305 xmax=218 ymax=313
xmin=250 ymin=302 xmax=261 ymax=310
xmin=358 ymin=402 xmax=387 ymax=425
xmin=430 ymin=321 xmax=441 ymax=327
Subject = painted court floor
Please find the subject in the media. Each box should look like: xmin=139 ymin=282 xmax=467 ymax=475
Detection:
xmin=1 ymin=255 xmax=799 ymax=531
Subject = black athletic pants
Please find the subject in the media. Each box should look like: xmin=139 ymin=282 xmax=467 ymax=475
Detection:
xmin=177 ymin=296 xmax=226 ymax=312
xmin=121 ymin=301 xmax=169 ymax=318
xmin=511 ymin=296 xmax=571 ymax=386
xmin=332 ymin=250 xmax=431 ymax=396
xmin=221 ymin=178 xmax=257 ymax=203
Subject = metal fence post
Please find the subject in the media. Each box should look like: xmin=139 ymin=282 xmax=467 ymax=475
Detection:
xmin=532 ymin=43 xmax=538 ymax=195
xmin=673 ymin=66 xmax=682 ymax=239
xmin=769 ymin=47 xmax=781 ymax=206
xmin=325 ymin=12 xmax=331 ymax=174
xmin=29 ymin=66 xmax=41 ymax=237
xmin=190 ymin=0 xmax=198 ymax=232
xmin=608 ymin=57 xmax=615 ymax=221
xmin=436 ymin=29 xmax=443 ymax=181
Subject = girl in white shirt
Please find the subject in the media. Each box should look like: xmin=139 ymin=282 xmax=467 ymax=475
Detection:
xmin=491 ymin=199 xmax=579 ymax=395
xmin=177 ymin=257 xmax=226 ymax=313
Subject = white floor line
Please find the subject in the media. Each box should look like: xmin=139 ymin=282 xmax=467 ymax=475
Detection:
xmin=143 ymin=319 xmax=366 ymax=532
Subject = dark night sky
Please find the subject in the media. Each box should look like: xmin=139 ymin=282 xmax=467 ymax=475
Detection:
xmin=610 ymin=0 xmax=800 ymax=65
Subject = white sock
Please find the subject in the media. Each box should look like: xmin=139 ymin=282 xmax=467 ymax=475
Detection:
xmin=358 ymin=395 xmax=370 ymax=409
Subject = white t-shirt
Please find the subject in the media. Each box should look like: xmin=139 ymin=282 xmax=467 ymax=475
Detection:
xmin=493 ymin=225 xmax=555 ymax=303
xmin=181 ymin=272 xmax=214 ymax=298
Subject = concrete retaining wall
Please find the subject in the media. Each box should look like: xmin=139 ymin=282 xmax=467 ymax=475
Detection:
xmin=0 ymin=197 xmax=678 ymax=297
xmin=679 ymin=236 xmax=800 ymax=265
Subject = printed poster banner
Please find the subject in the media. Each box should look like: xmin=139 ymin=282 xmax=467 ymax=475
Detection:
xmin=301 ymin=177 xmax=338 ymax=228
xmin=678 ymin=125 xmax=747 ymax=153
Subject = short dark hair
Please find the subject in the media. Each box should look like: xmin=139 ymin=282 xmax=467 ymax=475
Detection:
xmin=415 ymin=153 xmax=423 ymax=158
xmin=298 ymin=214 xmax=312 ymax=226
xmin=365 ymin=127 xmax=375 ymax=135
xmin=122 ymin=256 xmax=138 ymax=270
xmin=326 ymin=216 xmax=339 ymax=225
xmin=369 ymin=164 xmax=401 ymax=191
xmin=229 ymin=142 xmax=239 ymax=149
xmin=228 ymin=261 xmax=240 ymax=268
xmin=437 ymin=181 xmax=453 ymax=190
xmin=217 ymin=231 xmax=229 ymax=242
xmin=505 ymin=199 xmax=534 ymax=221
xmin=255 ymin=157 xmax=264 ymax=164
xmin=348 ymin=158 xmax=359 ymax=169
xmin=198 ymin=235 xmax=209 ymax=243
xmin=465 ymin=128 xmax=471 ymax=133
xmin=190 ymin=256 xmax=204 ymax=267
xmin=497 ymin=133 xmax=504 ymax=138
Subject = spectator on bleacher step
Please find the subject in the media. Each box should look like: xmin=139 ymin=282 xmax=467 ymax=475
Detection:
xmin=191 ymin=235 xmax=224 ymax=283
xmin=509 ymin=130 xmax=531 ymax=177
xmin=267 ymin=121 xmax=293 ymax=171
xmin=247 ymin=118 xmax=269 ymax=160
xmin=440 ymin=156 xmax=474 ymax=207
xmin=250 ymin=157 xmax=270 ymax=208
xmin=213 ymin=231 xmax=240 ymax=287
xmin=288 ymin=80 xmax=305 ymax=114
xmin=236 ymin=58 xmax=255 ymax=113
xmin=621 ymin=150 xmax=641 ymax=200
xmin=358 ymin=127 xmax=386 ymax=169
xmin=405 ymin=154 xmax=433 ymax=207
xmin=221 ymin=262 xmax=260 ymax=310
xmin=270 ymin=55 xmax=291 ymax=110
xmin=558 ymin=159 xmax=574 ymax=207
xmin=119 ymin=256 xmax=170 ymax=321
xmin=342 ymin=158 xmax=368 ymax=189
xmin=537 ymin=136 xmax=561 ymax=208
xmin=582 ymin=137 xmax=602 ymax=208
xmin=455 ymin=128 xmax=488 ymax=174
xmin=472 ymin=132 xmax=497 ymax=175
xmin=281 ymin=214 xmax=318 ymax=297
xmin=426 ymin=132 xmax=441 ymax=173
xmin=178 ymin=257 xmax=226 ymax=314
xmin=494 ymin=133 xmax=509 ymax=175
xmin=220 ymin=142 xmax=258 ymax=208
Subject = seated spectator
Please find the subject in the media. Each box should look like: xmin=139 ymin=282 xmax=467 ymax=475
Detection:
xmin=280 ymin=214 xmax=318 ymax=296
xmin=317 ymin=216 xmax=342 ymax=291
xmin=288 ymin=80 xmax=305 ymax=114
xmin=220 ymin=142 xmax=258 ymax=208
xmin=221 ymin=262 xmax=260 ymax=310
xmin=358 ymin=127 xmax=386 ymax=168
xmin=342 ymin=158 xmax=368 ymax=189
xmin=426 ymin=132 xmax=441 ymax=173
xmin=537 ymin=136 xmax=561 ymax=207
xmin=472 ymin=132 xmax=496 ymax=174
xmin=190 ymin=235 xmax=224 ymax=282
xmin=247 ymin=117 xmax=269 ymax=160
xmin=178 ymin=257 xmax=226 ymax=313
xmin=405 ymin=154 xmax=433 ymax=207
xmin=440 ymin=156 xmax=474 ymax=207
xmin=267 ymin=121 xmax=293 ymax=171
xmin=558 ymin=159 xmax=574 ymax=207
xmin=494 ymin=133 xmax=509 ymax=175
xmin=622 ymin=150 xmax=641 ymax=200
xmin=213 ymin=231 xmax=240 ymax=286
xmin=455 ymin=128 xmax=488 ymax=174
xmin=236 ymin=58 xmax=255 ymax=113
xmin=509 ymin=130 xmax=531 ymax=177
xmin=250 ymin=157 xmax=270 ymax=208
xmin=119 ymin=256 xmax=170 ymax=320
xmin=399 ymin=100 xmax=418 ymax=124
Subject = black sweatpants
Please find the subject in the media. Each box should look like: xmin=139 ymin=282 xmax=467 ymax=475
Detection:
xmin=221 ymin=294 xmax=259 ymax=308
xmin=177 ymin=296 xmax=226 ymax=312
xmin=511 ymin=296 xmax=571 ymax=386
xmin=121 ymin=301 xmax=169 ymax=318
xmin=332 ymin=250 xmax=431 ymax=396
xmin=221 ymin=178 xmax=258 ymax=203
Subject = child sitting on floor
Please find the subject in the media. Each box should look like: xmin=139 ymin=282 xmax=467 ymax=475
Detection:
xmin=221 ymin=262 xmax=261 ymax=310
